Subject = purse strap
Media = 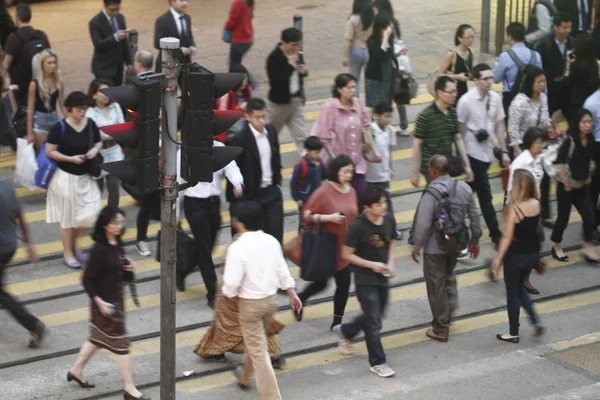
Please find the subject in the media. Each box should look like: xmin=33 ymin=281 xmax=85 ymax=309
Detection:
xmin=88 ymin=119 xmax=95 ymax=150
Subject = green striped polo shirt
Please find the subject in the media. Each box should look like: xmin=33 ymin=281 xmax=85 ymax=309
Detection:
xmin=414 ymin=103 xmax=458 ymax=176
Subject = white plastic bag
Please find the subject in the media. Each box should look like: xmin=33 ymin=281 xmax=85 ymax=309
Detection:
xmin=14 ymin=138 xmax=39 ymax=191
xmin=394 ymin=40 xmax=412 ymax=73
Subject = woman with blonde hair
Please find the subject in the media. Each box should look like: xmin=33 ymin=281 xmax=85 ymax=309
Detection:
xmin=491 ymin=169 xmax=544 ymax=343
xmin=26 ymin=49 xmax=65 ymax=151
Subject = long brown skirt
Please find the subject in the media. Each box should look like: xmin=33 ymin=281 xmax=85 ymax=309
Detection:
xmin=89 ymin=300 xmax=130 ymax=355
xmin=194 ymin=285 xmax=283 ymax=357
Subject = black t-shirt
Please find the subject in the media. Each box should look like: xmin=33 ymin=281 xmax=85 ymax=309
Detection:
xmin=345 ymin=214 xmax=395 ymax=286
xmin=47 ymin=119 xmax=101 ymax=176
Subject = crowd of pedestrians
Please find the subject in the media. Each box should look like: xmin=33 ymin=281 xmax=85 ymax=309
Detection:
xmin=0 ymin=0 xmax=600 ymax=399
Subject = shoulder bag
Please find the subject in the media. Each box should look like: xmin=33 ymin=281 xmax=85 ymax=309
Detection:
xmin=300 ymin=217 xmax=339 ymax=282
xmin=88 ymin=122 xmax=104 ymax=178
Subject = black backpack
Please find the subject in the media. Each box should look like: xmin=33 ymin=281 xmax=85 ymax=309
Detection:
xmin=507 ymin=49 xmax=537 ymax=97
xmin=526 ymin=0 xmax=556 ymax=36
xmin=15 ymin=29 xmax=48 ymax=81
xmin=425 ymin=180 xmax=470 ymax=253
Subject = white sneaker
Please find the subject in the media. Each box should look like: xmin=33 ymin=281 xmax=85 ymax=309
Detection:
xmin=457 ymin=248 xmax=470 ymax=260
xmin=396 ymin=129 xmax=411 ymax=137
xmin=135 ymin=241 xmax=152 ymax=257
xmin=332 ymin=324 xmax=353 ymax=355
xmin=370 ymin=363 xmax=395 ymax=377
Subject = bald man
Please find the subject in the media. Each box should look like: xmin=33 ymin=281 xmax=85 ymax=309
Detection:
xmin=410 ymin=155 xmax=482 ymax=343
xmin=134 ymin=49 xmax=153 ymax=77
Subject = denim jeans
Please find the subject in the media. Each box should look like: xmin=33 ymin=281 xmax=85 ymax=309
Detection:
xmin=33 ymin=111 xmax=59 ymax=133
xmin=349 ymin=47 xmax=369 ymax=97
xmin=503 ymin=252 xmax=540 ymax=336
xmin=229 ymin=42 xmax=252 ymax=67
xmin=341 ymin=285 xmax=389 ymax=366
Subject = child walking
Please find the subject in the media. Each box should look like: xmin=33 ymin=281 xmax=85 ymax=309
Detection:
xmin=333 ymin=184 xmax=396 ymax=378
xmin=290 ymin=136 xmax=325 ymax=229
xmin=365 ymin=102 xmax=401 ymax=239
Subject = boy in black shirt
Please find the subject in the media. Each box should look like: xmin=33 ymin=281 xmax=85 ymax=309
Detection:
xmin=333 ymin=185 xmax=396 ymax=378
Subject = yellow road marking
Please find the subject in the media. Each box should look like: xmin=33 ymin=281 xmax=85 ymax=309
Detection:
xmin=109 ymin=250 xmax=581 ymax=359
xmin=549 ymin=331 xmax=600 ymax=351
xmin=177 ymin=289 xmax=600 ymax=393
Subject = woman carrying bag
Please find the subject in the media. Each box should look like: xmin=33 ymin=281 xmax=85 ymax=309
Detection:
xmin=292 ymin=155 xmax=359 ymax=331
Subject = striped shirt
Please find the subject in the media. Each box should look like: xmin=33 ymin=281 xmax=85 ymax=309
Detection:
xmin=414 ymin=103 xmax=459 ymax=176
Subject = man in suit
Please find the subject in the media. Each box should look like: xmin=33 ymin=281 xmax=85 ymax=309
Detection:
xmin=536 ymin=12 xmax=573 ymax=115
xmin=266 ymin=27 xmax=308 ymax=154
xmin=154 ymin=0 xmax=195 ymax=71
xmin=556 ymin=0 xmax=596 ymax=35
xmin=226 ymin=98 xmax=284 ymax=243
xmin=89 ymin=0 xmax=133 ymax=87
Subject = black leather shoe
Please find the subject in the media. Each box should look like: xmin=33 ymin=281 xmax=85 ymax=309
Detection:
xmin=67 ymin=372 xmax=95 ymax=388
xmin=176 ymin=274 xmax=185 ymax=292
xmin=551 ymin=247 xmax=569 ymax=262
xmin=496 ymin=334 xmax=519 ymax=343
xmin=524 ymin=286 xmax=540 ymax=295
xmin=123 ymin=391 xmax=151 ymax=400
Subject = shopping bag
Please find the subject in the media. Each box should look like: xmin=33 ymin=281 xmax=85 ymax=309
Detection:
xmin=14 ymin=138 xmax=38 ymax=191
xmin=34 ymin=120 xmax=65 ymax=189
xmin=300 ymin=222 xmax=338 ymax=282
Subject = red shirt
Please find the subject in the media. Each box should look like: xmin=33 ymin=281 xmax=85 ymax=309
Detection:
xmin=215 ymin=86 xmax=253 ymax=143
xmin=303 ymin=183 xmax=359 ymax=271
xmin=224 ymin=0 xmax=254 ymax=44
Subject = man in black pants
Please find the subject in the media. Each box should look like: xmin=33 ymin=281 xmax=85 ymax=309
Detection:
xmin=227 ymin=98 xmax=284 ymax=243
xmin=457 ymin=63 xmax=509 ymax=249
xmin=0 ymin=179 xmax=45 ymax=348
xmin=176 ymin=142 xmax=244 ymax=308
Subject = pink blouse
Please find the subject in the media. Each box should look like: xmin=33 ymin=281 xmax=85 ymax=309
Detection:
xmin=311 ymin=98 xmax=371 ymax=174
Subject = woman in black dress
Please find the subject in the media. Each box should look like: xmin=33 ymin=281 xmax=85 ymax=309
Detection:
xmin=68 ymin=206 xmax=150 ymax=400
xmin=434 ymin=24 xmax=474 ymax=101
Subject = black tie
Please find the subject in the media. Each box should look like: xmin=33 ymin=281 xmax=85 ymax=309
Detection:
xmin=180 ymin=16 xmax=186 ymax=37
xmin=580 ymin=0 xmax=590 ymax=32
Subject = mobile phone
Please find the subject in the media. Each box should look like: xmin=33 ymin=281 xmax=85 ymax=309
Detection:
xmin=338 ymin=212 xmax=345 ymax=216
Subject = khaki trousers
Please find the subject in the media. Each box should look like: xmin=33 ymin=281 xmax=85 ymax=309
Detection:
xmin=239 ymin=296 xmax=282 ymax=400
xmin=268 ymin=98 xmax=306 ymax=154
xmin=423 ymin=254 xmax=458 ymax=337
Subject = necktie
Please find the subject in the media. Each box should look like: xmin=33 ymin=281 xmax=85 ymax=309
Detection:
xmin=111 ymin=16 xmax=118 ymax=33
xmin=179 ymin=16 xmax=186 ymax=37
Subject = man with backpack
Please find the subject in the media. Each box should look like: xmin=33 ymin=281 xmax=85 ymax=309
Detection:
xmin=410 ymin=155 xmax=482 ymax=343
xmin=493 ymin=22 xmax=543 ymax=120
xmin=2 ymin=3 xmax=50 ymax=105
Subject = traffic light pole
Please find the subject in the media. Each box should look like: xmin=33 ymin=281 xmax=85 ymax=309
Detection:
xmin=159 ymin=37 xmax=180 ymax=400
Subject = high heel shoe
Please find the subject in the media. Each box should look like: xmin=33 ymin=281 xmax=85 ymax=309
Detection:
xmin=123 ymin=391 xmax=151 ymax=400
xmin=67 ymin=372 xmax=95 ymax=388
xmin=524 ymin=286 xmax=540 ymax=295
xmin=496 ymin=334 xmax=519 ymax=344
xmin=551 ymin=247 xmax=569 ymax=262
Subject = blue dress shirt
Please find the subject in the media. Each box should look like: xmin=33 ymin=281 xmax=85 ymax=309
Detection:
xmin=493 ymin=43 xmax=543 ymax=92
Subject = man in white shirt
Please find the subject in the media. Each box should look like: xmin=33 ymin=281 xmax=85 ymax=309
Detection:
xmin=222 ymin=201 xmax=301 ymax=399
xmin=175 ymin=141 xmax=243 ymax=306
xmin=457 ymin=63 xmax=509 ymax=249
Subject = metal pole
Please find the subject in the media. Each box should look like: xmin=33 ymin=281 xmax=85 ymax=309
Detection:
xmin=495 ymin=0 xmax=507 ymax=56
xmin=480 ymin=0 xmax=491 ymax=56
xmin=293 ymin=15 xmax=303 ymax=52
xmin=159 ymin=37 xmax=180 ymax=400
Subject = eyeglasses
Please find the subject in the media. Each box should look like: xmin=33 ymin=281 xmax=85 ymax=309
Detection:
xmin=478 ymin=76 xmax=493 ymax=81
xmin=72 ymin=107 xmax=88 ymax=113
xmin=442 ymin=90 xmax=458 ymax=95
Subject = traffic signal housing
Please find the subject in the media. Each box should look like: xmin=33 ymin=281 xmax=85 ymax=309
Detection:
xmin=98 ymin=76 xmax=162 ymax=195
xmin=180 ymin=64 xmax=244 ymax=183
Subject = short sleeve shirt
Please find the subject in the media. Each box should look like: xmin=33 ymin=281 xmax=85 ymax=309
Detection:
xmin=47 ymin=119 xmax=101 ymax=176
xmin=414 ymin=103 xmax=459 ymax=176
xmin=345 ymin=214 xmax=395 ymax=286
xmin=5 ymin=27 xmax=50 ymax=88
xmin=344 ymin=14 xmax=372 ymax=49
xmin=457 ymin=89 xmax=505 ymax=163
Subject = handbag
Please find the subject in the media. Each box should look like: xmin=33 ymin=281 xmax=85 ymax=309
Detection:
xmin=283 ymin=231 xmax=302 ymax=267
xmin=156 ymin=229 xmax=198 ymax=279
xmin=300 ymin=218 xmax=338 ymax=282
xmin=88 ymin=123 xmax=104 ymax=178
xmin=14 ymin=138 xmax=38 ymax=191
xmin=35 ymin=120 xmax=65 ymax=189
xmin=222 ymin=29 xmax=232 ymax=43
